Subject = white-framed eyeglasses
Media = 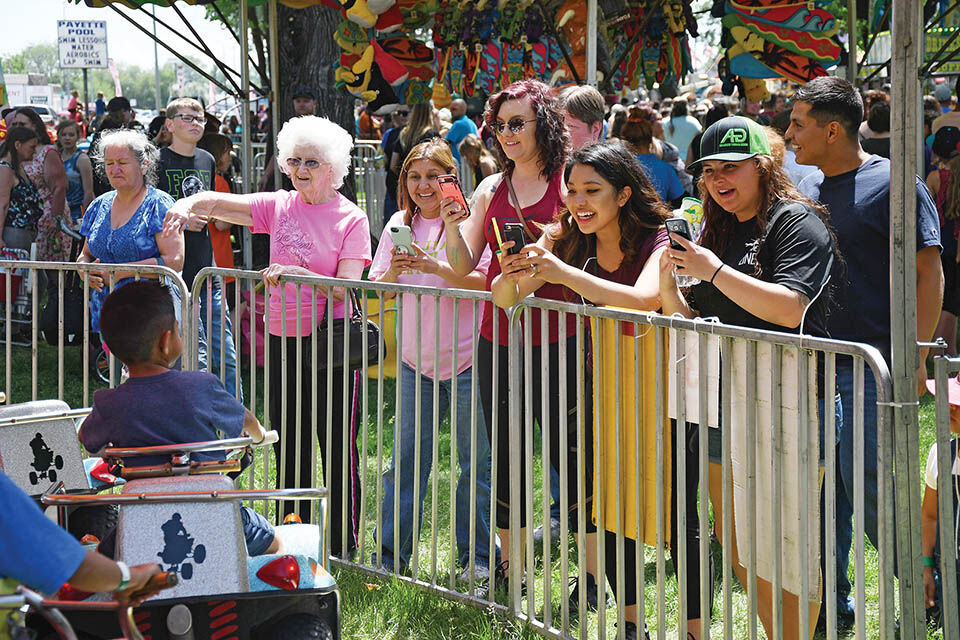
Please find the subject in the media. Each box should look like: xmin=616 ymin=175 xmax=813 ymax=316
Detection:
xmin=286 ymin=157 xmax=323 ymax=170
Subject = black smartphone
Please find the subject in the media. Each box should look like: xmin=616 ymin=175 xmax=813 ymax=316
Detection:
xmin=664 ymin=216 xmax=694 ymax=251
xmin=503 ymin=222 xmax=527 ymax=255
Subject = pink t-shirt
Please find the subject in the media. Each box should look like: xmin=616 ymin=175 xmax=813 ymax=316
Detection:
xmin=250 ymin=190 xmax=371 ymax=337
xmin=369 ymin=211 xmax=491 ymax=380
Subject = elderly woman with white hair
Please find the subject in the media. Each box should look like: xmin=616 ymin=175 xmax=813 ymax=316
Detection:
xmin=164 ymin=115 xmax=371 ymax=557
xmin=78 ymin=129 xmax=185 ymax=338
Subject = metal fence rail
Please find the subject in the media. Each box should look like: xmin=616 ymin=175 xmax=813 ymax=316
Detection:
xmin=353 ymin=140 xmax=387 ymax=240
xmin=0 ymin=260 xmax=190 ymax=407
xmin=1 ymin=260 xmax=907 ymax=640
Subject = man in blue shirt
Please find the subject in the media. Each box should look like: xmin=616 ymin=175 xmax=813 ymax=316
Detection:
xmin=0 ymin=471 xmax=160 ymax=600
xmin=445 ymin=99 xmax=477 ymax=164
xmin=788 ymin=75 xmax=943 ymax=631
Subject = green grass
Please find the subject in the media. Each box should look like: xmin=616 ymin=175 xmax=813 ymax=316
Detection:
xmin=1 ymin=341 xmax=947 ymax=639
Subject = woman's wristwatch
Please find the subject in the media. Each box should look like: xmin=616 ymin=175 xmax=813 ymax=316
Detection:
xmin=114 ymin=561 xmax=131 ymax=592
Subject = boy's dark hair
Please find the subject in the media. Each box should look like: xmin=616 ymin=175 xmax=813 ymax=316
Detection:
xmin=100 ymin=281 xmax=176 ymax=365
xmin=793 ymin=76 xmax=864 ymax=140
xmin=867 ymin=101 xmax=890 ymax=134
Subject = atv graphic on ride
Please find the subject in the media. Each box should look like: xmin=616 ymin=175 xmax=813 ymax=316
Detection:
xmin=29 ymin=432 xmax=63 ymax=485
xmin=157 ymin=513 xmax=207 ymax=580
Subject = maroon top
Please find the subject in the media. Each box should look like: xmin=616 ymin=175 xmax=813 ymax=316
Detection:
xmin=585 ymin=227 xmax=668 ymax=344
xmin=480 ymin=171 xmax=576 ymax=345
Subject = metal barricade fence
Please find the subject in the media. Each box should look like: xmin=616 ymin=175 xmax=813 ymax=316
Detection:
xmin=3 ymin=259 xmax=904 ymax=640
xmin=0 ymin=260 xmax=190 ymax=408
xmin=352 ymin=141 xmax=387 ymax=239
xmin=186 ymin=267 xmax=900 ymax=640
xmin=932 ymin=355 xmax=960 ymax=640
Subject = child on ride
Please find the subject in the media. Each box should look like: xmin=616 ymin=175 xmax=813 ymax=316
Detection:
xmin=79 ymin=281 xmax=279 ymax=557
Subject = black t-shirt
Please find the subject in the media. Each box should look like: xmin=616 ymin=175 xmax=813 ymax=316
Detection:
xmin=157 ymin=147 xmax=216 ymax=288
xmin=688 ymin=200 xmax=834 ymax=338
xmin=383 ymin=127 xmax=403 ymax=198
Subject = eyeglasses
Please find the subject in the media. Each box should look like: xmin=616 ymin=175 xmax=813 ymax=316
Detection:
xmin=492 ymin=118 xmax=536 ymax=135
xmin=286 ymin=157 xmax=322 ymax=170
xmin=172 ymin=114 xmax=204 ymax=124
xmin=395 ymin=110 xmax=410 ymax=116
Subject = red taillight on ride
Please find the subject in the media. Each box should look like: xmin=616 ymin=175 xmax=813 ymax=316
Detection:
xmin=255 ymin=555 xmax=300 ymax=590
xmin=57 ymin=583 xmax=93 ymax=601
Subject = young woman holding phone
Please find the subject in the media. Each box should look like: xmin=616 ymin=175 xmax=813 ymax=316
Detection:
xmin=660 ymin=116 xmax=838 ymax=640
xmin=369 ymin=137 xmax=495 ymax=581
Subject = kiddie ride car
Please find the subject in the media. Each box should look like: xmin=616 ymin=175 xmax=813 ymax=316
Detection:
xmin=0 ymin=401 xmax=339 ymax=640
xmin=0 ymin=400 xmax=119 ymax=541
xmin=1 ymin=574 xmax=179 ymax=640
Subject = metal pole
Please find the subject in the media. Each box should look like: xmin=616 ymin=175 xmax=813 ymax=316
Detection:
xmin=152 ymin=5 xmax=161 ymax=111
xmin=889 ymin=2 xmax=925 ymax=638
xmin=82 ymin=69 xmax=89 ymax=128
xmin=269 ymin=0 xmax=281 ymax=190
xmin=847 ymin=0 xmax=858 ymax=84
xmin=240 ymin=0 xmax=252 ymax=194
xmin=586 ymin=0 xmax=597 ymax=87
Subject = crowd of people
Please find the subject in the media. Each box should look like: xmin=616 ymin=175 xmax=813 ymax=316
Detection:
xmin=3 ymin=72 xmax=960 ymax=639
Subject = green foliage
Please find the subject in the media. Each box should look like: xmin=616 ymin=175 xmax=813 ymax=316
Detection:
xmin=2 ymin=41 xmax=228 ymax=110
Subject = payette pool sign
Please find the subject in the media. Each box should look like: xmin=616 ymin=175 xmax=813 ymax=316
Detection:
xmin=57 ymin=20 xmax=108 ymax=69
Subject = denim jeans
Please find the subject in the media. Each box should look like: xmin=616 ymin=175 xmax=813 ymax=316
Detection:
xmin=830 ymin=357 xmax=879 ymax=616
xmin=379 ymin=363 xmax=495 ymax=569
xmin=197 ymin=280 xmax=242 ymax=402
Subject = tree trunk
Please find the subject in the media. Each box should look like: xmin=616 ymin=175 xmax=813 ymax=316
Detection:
xmin=277 ymin=4 xmax=357 ymax=203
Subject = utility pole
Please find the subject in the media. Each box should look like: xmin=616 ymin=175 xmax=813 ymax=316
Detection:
xmin=153 ymin=5 xmax=162 ymax=111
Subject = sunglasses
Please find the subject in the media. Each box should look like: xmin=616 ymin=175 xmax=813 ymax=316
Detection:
xmin=286 ymin=157 xmax=323 ymax=169
xmin=172 ymin=114 xmax=204 ymax=124
xmin=395 ymin=110 xmax=410 ymax=116
xmin=492 ymin=118 xmax=536 ymax=135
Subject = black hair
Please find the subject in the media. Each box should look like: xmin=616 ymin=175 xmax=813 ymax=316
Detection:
xmin=550 ymin=140 xmax=670 ymax=275
xmin=0 ymin=127 xmax=39 ymax=178
xmin=99 ymin=281 xmax=176 ymax=366
xmin=793 ymin=76 xmax=863 ymax=140
xmin=668 ymin=100 xmax=689 ymax=135
xmin=12 ymin=108 xmax=51 ymax=145
xmin=867 ymin=101 xmax=890 ymax=134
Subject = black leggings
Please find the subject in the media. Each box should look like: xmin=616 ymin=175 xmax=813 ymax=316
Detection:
xmin=601 ymin=420 xmax=712 ymax=618
xmin=477 ymin=335 xmax=594 ymax=530
xmin=268 ymin=334 xmax=361 ymax=557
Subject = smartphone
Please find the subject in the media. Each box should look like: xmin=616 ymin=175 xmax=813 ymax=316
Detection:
xmin=437 ymin=174 xmax=469 ymax=218
xmin=664 ymin=216 xmax=694 ymax=251
xmin=389 ymin=224 xmax=415 ymax=255
xmin=502 ymin=222 xmax=527 ymax=255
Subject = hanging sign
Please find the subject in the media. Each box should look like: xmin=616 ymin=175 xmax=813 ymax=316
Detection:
xmin=57 ymin=20 xmax=109 ymax=69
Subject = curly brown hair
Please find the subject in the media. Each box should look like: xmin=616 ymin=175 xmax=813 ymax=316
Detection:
xmin=483 ymin=80 xmax=568 ymax=180
xmin=548 ymin=141 xmax=670 ymax=282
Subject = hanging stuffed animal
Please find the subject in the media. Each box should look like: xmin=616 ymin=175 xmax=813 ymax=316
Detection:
xmin=337 ymin=0 xmax=377 ymax=28
xmin=335 ymin=44 xmax=378 ymax=100
xmin=335 ymin=19 xmax=369 ymax=56
xmin=477 ymin=40 xmax=501 ymax=96
xmin=554 ymin=0 xmax=587 ymax=86
xmin=502 ymin=40 xmax=525 ymax=85
xmin=447 ymin=45 xmax=466 ymax=96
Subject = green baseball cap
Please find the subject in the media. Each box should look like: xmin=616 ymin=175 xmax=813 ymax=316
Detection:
xmin=690 ymin=115 xmax=771 ymax=166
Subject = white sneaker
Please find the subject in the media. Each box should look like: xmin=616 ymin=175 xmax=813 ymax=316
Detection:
xmin=457 ymin=563 xmax=491 ymax=583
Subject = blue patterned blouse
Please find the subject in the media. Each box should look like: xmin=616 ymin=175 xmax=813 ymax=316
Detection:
xmin=80 ymin=186 xmax=175 ymax=332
